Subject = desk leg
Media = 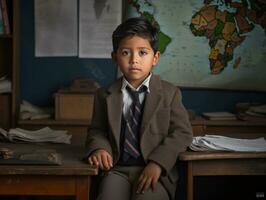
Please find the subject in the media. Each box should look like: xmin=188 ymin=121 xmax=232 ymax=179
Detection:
xmin=76 ymin=176 xmax=91 ymax=200
xmin=187 ymin=162 xmax=193 ymax=200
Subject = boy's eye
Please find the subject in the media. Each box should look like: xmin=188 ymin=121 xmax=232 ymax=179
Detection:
xmin=121 ymin=49 xmax=130 ymax=56
xmin=139 ymin=50 xmax=148 ymax=56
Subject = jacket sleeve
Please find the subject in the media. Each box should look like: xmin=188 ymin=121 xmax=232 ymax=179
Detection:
xmin=85 ymin=88 xmax=113 ymax=157
xmin=148 ymin=88 xmax=193 ymax=175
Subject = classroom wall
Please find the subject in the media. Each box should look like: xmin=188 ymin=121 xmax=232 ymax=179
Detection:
xmin=20 ymin=1 xmax=117 ymax=106
xmin=20 ymin=1 xmax=266 ymax=114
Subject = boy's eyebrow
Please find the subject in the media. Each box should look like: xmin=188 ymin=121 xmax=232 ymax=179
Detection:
xmin=118 ymin=47 xmax=152 ymax=50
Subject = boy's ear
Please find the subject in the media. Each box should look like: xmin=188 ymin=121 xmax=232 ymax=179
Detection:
xmin=111 ymin=51 xmax=117 ymax=63
xmin=153 ymin=51 xmax=160 ymax=66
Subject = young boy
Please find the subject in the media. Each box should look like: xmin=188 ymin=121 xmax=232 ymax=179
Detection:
xmin=86 ymin=17 xmax=193 ymax=200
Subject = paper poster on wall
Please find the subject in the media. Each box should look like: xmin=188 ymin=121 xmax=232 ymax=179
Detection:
xmin=35 ymin=0 xmax=78 ymax=57
xmin=79 ymin=0 xmax=122 ymax=58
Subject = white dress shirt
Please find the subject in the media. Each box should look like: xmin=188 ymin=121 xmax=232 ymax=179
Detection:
xmin=121 ymin=73 xmax=152 ymax=117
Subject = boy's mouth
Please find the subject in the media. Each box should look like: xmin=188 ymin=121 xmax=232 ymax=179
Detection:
xmin=129 ymin=67 xmax=141 ymax=72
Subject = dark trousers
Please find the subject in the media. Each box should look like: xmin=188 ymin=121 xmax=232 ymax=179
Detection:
xmin=96 ymin=166 xmax=169 ymax=200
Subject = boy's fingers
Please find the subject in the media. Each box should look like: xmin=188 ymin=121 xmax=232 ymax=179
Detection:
xmin=88 ymin=150 xmax=113 ymax=170
xmin=138 ymin=173 xmax=144 ymax=182
xmin=101 ymin=154 xmax=110 ymax=170
xmin=92 ymin=156 xmax=99 ymax=166
xmin=107 ymin=155 xmax=113 ymax=168
xmin=151 ymin=178 xmax=158 ymax=191
xmin=142 ymin=177 xmax=152 ymax=192
xmin=136 ymin=176 xmax=146 ymax=193
xmin=96 ymin=155 xmax=104 ymax=170
xmin=88 ymin=157 xmax=93 ymax=165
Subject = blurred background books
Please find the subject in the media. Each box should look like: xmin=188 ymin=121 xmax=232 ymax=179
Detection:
xmin=236 ymin=103 xmax=266 ymax=122
xmin=201 ymin=103 xmax=266 ymax=122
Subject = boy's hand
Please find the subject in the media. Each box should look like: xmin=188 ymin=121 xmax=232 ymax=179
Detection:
xmin=136 ymin=161 xmax=162 ymax=194
xmin=87 ymin=149 xmax=113 ymax=171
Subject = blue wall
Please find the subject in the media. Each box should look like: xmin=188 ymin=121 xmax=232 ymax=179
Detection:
xmin=21 ymin=1 xmax=266 ymax=114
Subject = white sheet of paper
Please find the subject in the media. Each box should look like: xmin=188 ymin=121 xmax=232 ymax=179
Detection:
xmin=204 ymin=135 xmax=266 ymax=152
xmin=79 ymin=0 xmax=122 ymax=58
xmin=190 ymin=135 xmax=266 ymax=152
xmin=35 ymin=0 xmax=78 ymax=57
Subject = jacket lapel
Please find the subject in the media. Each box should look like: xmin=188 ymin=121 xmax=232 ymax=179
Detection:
xmin=141 ymin=75 xmax=163 ymax=135
xmin=106 ymin=78 xmax=123 ymax=148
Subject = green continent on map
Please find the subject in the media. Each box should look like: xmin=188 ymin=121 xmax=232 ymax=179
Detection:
xmin=129 ymin=1 xmax=171 ymax=54
xmin=142 ymin=11 xmax=171 ymax=53
xmin=190 ymin=0 xmax=266 ymax=74
xmin=158 ymin=31 xmax=171 ymax=54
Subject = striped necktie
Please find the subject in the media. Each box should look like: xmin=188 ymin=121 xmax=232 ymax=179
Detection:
xmin=123 ymin=86 xmax=146 ymax=159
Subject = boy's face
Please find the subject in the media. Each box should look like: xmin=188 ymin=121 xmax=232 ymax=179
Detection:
xmin=112 ymin=35 xmax=160 ymax=88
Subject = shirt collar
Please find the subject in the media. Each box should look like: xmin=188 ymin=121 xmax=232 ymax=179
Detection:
xmin=121 ymin=73 xmax=152 ymax=93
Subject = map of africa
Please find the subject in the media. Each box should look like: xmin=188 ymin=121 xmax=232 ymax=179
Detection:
xmin=128 ymin=0 xmax=266 ymax=91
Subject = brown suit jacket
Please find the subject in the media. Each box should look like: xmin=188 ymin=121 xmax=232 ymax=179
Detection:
xmin=86 ymin=74 xmax=193 ymax=199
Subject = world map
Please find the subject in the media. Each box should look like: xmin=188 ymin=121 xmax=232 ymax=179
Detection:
xmin=128 ymin=0 xmax=266 ymax=91
xmin=190 ymin=0 xmax=266 ymax=74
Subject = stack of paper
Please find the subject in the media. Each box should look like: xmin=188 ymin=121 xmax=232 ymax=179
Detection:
xmin=202 ymin=112 xmax=237 ymax=120
xmin=248 ymin=104 xmax=266 ymax=114
xmin=238 ymin=104 xmax=266 ymax=122
xmin=20 ymin=100 xmax=53 ymax=120
xmin=0 ymin=76 xmax=11 ymax=93
xmin=0 ymin=127 xmax=71 ymax=144
xmin=190 ymin=135 xmax=266 ymax=152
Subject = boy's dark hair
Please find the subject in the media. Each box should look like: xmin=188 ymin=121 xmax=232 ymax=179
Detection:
xmin=112 ymin=17 xmax=159 ymax=53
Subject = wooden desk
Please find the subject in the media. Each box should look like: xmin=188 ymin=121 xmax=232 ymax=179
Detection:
xmin=191 ymin=117 xmax=266 ymax=136
xmin=179 ymin=151 xmax=266 ymax=200
xmin=0 ymin=142 xmax=98 ymax=200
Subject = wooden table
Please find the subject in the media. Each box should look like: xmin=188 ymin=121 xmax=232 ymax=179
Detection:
xmin=0 ymin=142 xmax=98 ymax=200
xmin=190 ymin=117 xmax=266 ymax=135
xmin=179 ymin=151 xmax=266 ymax=200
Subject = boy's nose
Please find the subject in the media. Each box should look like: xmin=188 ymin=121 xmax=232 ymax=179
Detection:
xmin=130 ymin=53 xmax=139 ymax=64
